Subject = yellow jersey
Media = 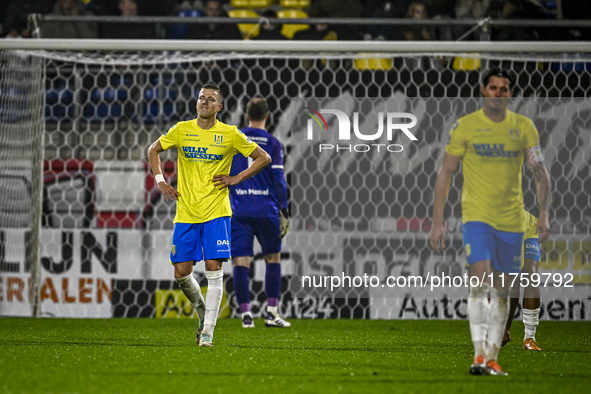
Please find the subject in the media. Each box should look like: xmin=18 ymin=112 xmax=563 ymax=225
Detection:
xmin=445 ymin=108 xmax=539 ymax=232
xmin=524 ymin=211 xmax=539 ymax=240
xmin=159 ymin=119 xmax=258 ymax=223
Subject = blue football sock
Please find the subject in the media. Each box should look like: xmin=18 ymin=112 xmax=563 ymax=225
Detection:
xmin=265 ymin=263 xmax=281 ymax=306
xmin=233 ymin=266 xmax=250 ymax=309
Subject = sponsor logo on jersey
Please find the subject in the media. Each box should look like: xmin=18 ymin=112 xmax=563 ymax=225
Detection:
xmin=476 ymin=128 xmax=492 ymax=132
xmin=217 ymin=240 xmax=229 ymax=246
xmin=509 ymin=128 xmax=520 ymax=140
xmin=473 ymin=143 xmax=519 ymax=158
xmin=214 ymin=134 xmax=223 ymax=144
xmin=186 ymin=133 xmax=199 ymax=137
xmin=526 ymin=243 xmax=539 ymax=250
xmin=182 ymin=146 xmax=223 ymax=161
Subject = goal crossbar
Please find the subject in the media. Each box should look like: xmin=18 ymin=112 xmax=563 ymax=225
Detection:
xmin=1 ymin=40 xmax=590 ymax=53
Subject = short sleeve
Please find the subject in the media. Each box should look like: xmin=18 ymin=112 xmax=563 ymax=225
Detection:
xmin=444 ymin=120 xmax=466 ymax=157
xmin=159 ymin=123 xmax=178 ymax=150
xmin=524 ymin=119 xmax=540 ymax=149
xmin=233 ymin=128 xmax=258 ymax=157
xmin=271 ymin=138 xmax=284 ymax=167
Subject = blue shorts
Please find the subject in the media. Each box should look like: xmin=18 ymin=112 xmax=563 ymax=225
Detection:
xmin=462 ymin=222 xmax=524 ymax=274
xmin=231 ymin=216 xmax=281 ymax=257
xmin=170 ymin=217 xmax=231 ymax=264
xmin=524 ymin=238 xmax=541 ymax=262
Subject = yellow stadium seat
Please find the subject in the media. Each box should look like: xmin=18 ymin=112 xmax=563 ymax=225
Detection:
xmin=277 ymin=9 xmax=309 ymax=39
xmin=452 ymin=56 xmax=481 ymax=71
xmin=231 ymin=0 xmax=274 ymax=8
xmin=231 ymin=0 xmax=250 ymax=8
xmin=354 ymin=57 xmax=393 ymax=71
xmin=228 ymin=9 xmax=260 ymax=39
xmin=280 ymin=0 xmax=310 ymax=9
xmin=249 ymin=0 xmax=274 ymax=8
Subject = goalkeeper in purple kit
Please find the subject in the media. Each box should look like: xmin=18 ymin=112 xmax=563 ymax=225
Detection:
xmin=229 ymin=98 xmax=291 ymax=328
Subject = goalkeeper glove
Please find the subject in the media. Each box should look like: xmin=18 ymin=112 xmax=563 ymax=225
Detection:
xmin=279 ymin=209 xmax=290 ymax=238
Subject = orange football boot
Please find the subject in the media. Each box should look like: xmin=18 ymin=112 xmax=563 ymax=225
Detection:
xmin=485 ymin=360 xmax=508 ymax=376
xmin=523 ymin=338 xmax=541 ymax=351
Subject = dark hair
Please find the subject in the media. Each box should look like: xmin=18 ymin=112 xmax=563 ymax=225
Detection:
xmin=482 ymin=67 xmax=516 ymax=89
xmin=200 ymin=83 xmax=223 ymax=103
xmin=246 ymin=98 xmax=268 ymax=122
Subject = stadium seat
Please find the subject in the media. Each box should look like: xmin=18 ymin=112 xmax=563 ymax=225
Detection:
xmin=452 ymin=56 xmax=481 ymax=71
xmin=354 ymin=56 xmax=393 ymax=71
xmin=231 ymin=0 xmax=251 ymax=7
xmin=280 ymin=0 xmax=310 ymax=9
xmin=277 ymin=9 xmax=309 ymax=39
xmin=249 ymin=0 xmax=274 ymax=8
xmin=231 ymin=0 xmax=274 ymax=8
xmin=230 ymin=0 xmax=275 ymax=9
xmin=84 ymin=87 xmax=127 ymax=122
xmin=228 ymin=9 xmax=260 ymax=39
xmin=45 ymin=80 xmax=74 ymax=122
xmin=168 ymin=10 xmax=201 ymax=40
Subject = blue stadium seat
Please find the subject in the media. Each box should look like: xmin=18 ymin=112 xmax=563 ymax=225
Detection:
xmin=45 ymin=82 xmax=74 ymax=122
xmin=168 ymin=10 xmax=202 ymax=39
xmin=141 ymin=85 xmax=179 ymax=124
xmin=83 ymin=87 xmax=128 ymax=122
xmin=0 ymin=86 xmax=28 ymax=123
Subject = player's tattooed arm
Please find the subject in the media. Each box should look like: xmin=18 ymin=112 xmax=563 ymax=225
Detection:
xmin=526 ymin=145 xmax=551 ymax=241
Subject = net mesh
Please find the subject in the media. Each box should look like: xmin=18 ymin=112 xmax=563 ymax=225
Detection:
xmin=0 ymin=48 xmax=590 ymax=320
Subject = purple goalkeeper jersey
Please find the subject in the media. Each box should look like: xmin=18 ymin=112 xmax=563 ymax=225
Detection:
xmin=229 ymin=127 xmax=288 ymax=218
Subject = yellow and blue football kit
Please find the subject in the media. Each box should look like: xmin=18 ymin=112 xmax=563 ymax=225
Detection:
xmin=522 ymin=211 xmax=541 ymax=268
xmin=159 ymin=119 xmax=258 ymax=263
xmin=447 ymin=108 xmax=539 ymax=273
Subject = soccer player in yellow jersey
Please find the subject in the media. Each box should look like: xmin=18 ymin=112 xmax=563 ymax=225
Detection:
xmin=147 ymin=84 xmax=271 ymax=347
xmin=430 ymin=68 xmax=551 ymax=375
xmin=502 ymin=211 xmax=542 ymax=351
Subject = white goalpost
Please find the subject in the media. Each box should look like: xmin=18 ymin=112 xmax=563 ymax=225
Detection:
xmin=0 ymin=40 xmax=589 ymax=320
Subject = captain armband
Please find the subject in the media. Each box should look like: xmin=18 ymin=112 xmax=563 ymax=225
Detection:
xmin=526 ymin=145 xmax=544 ymax=164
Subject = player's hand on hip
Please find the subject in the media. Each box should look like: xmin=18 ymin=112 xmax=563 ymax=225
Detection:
xmin=158 ymin=182 xmax=179 ymax=201
xmin=213 ymin=174 xmax=239 ymax=189
xmin=429 ymin=224 xmax=446 ymax=253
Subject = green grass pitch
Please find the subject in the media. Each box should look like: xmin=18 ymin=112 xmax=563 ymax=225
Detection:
xmin=0 ymin=318 xmax=589 ymax=393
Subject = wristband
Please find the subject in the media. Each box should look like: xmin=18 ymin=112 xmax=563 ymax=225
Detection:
xmin=155 ymin=174 xmax=165 ymax=184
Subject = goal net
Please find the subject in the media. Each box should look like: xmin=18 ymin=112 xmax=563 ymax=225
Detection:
xmin=0 ymin=42 xmax=589 ymax=320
